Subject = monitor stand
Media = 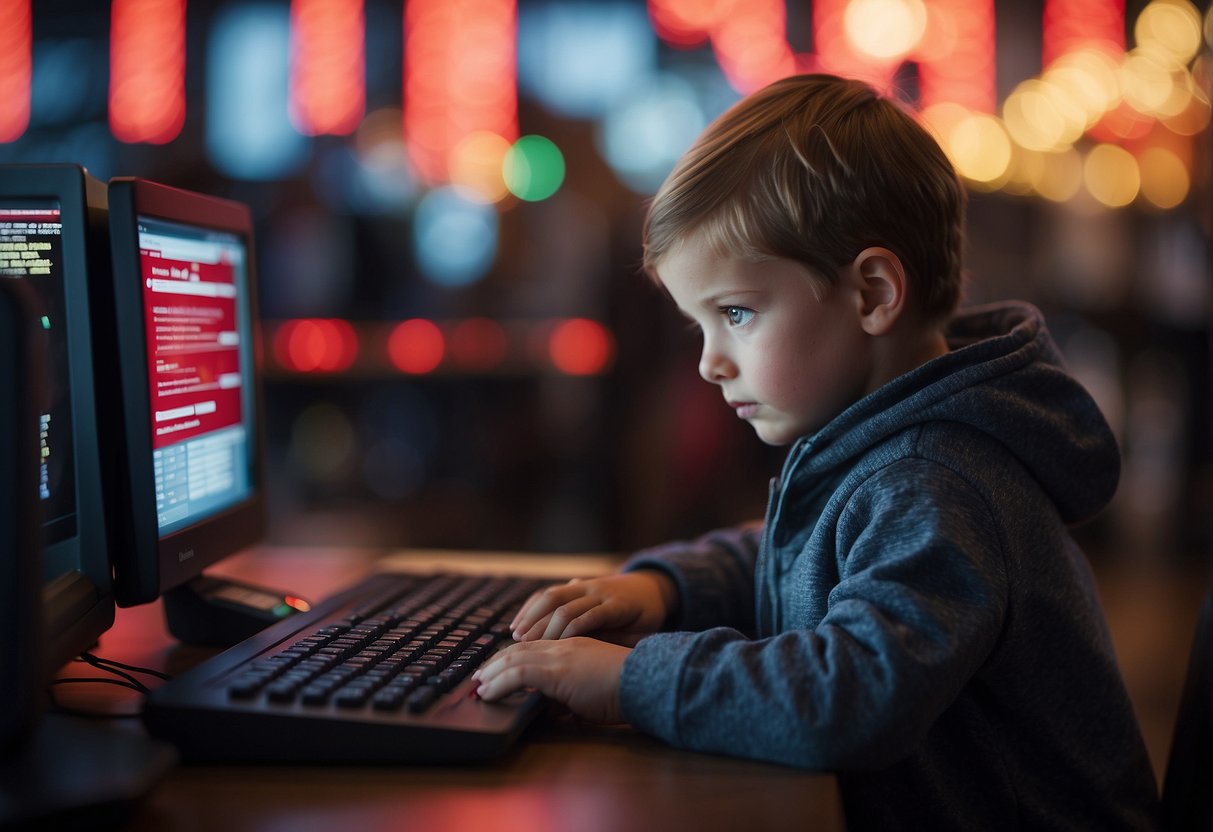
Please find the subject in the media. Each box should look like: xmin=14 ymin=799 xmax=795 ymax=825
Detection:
xmin=0 ymin=713 xmax=177 ymax=830
xmin=163 ymin=574 xmax=312 ymax=646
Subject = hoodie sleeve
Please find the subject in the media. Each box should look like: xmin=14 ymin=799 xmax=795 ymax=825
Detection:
xmin=618 ymin=457 xmax=1009 ymax=770
xmin=621 ymin=524 xmax=761 ymax=634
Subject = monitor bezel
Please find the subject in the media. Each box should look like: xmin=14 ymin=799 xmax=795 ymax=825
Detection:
xmin=0 ymin=163 xmax=115 ymax=673
xmin=105 ymin=177 xmax=266 ymax=606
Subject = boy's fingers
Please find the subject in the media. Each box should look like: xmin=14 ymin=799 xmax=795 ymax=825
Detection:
xmin=560 ymin=602 xmax=621 ymax=639
xmin=474 ymin=642 xmax=552 ymax=701
xmin=542 ymin=595 xmax=600 ymax=641
xmin=511 ymin=581 xmax=588 ymax=633
xmin=515 ymin=612 xmax=554 ymax=642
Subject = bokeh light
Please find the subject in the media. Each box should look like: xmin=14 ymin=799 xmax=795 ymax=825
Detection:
xmin=647 ymin=0 xmax=727 ymax=48
xmin=404 ymin=0 xmax=517 ymax=185
xmin=945 ymin=112 xmax=1012 ymax=186
xmin=548 ymin=318 xmax=614 ymax=376
xmin=1121 ymin=52 xmax=1178 ymax=114
xmin=1134 ymin=0 xmax=1202 ymax=66
xmin=110 ymin=0 xmax=186 ymax=144
xmin=207 ymin=3 xmax=307 ymax=180
xmin=518 ymin=2 xmax=656 ymax=119
xmin=273 ymin=318 xmax=359 ymax=373
xmin=1002 ymin=80 xmax=1084 ymax=152
xmin=710 ymin=0 xmax=797 ymax=93
xmin=1137 ymin=145 xmax=1190 ymax=209
xmin=1029 ymin=148 xmax=1085 ymax=202
xmin=0 ymin=0 xmax=32 ymax=143
xmin=450 ymin=130 xmax=512 ymax=203
xmin=503 ymin=135 xmax=566 ymax=202
xmin=843 ymin=0 xmax=928 ymax=61
xmin=413 ymin=186 xmax=499 ymax=286
xmin=1041 ymin=0 xmax=1126 ymax=68
xmin=289 ymin=0 xmax=364 ymax=136
xmin=1083 ymin=143 xmax=1141 ymax=207
xmin=388 ymin=318 xmax=445 ymax=374
xmin=597 ymin=73 xmax=706 ymax=194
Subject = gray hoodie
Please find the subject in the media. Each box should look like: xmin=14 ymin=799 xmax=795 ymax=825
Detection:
xmin=619 ymin=302 xmax=1160 ymax=830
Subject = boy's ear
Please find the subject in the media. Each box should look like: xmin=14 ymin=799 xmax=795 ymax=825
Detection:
xmin=850 ymin=247 xmax=907 ymax=336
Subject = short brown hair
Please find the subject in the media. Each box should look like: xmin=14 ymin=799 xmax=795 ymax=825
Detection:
xmin=643 ymin=74 xmax=966 ymax=324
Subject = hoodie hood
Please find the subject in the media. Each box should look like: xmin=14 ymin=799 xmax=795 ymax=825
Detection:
xmin=784 ymin=301 xmax=1119 ymax=526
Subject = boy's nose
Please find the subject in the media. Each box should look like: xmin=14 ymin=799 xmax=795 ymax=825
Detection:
xmin=699 ymin=345 xmax=736 ymax=384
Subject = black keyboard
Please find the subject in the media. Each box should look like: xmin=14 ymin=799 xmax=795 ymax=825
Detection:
xmin=143 ymin=571 xmax=558 ymax=763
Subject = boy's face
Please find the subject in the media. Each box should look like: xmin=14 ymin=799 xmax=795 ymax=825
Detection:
xmin=657 ymin=232 xmax=874 ymax=446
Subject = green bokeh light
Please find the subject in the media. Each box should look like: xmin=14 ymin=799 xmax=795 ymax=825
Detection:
xmin=503 ymin=135 xmax=565 ymax=202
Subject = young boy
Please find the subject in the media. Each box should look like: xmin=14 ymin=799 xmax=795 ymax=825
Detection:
xmin=473 ymin=74 xmax=1161 ymax=830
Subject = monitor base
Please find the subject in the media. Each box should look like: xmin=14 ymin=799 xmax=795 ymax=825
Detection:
xmin=163 ymin=573 xmax=311 ymax=646
xmin=0 ymin=713 xmax=176 ymax=831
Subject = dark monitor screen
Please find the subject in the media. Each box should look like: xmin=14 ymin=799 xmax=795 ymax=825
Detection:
xmin=103 ymin=178 xmax=264 ymax=609
xmin=0 ymin=164 xmax=114 ymax=675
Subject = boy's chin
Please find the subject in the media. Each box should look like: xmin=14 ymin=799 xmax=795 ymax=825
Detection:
xmin=749 ymin=415 xmax=821 ymax=446
xmin=750 ymin=424 xmax=799 ymax=447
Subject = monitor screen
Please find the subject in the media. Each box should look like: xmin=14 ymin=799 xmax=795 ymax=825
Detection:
xmin=0 ymin=202 xmax=77 ymax=548
xmin=103 ymin=178 xmax=265 ymax=608
xmin=136 ymin=216 xmax=255 ymax=536
xmin=0 ymin=164 xmax=114 ymax=675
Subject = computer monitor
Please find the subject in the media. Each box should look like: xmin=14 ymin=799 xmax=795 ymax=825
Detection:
xmin=101 ymin=177 xmax=307 ymax=645
xmin=0 ymin=164 xmax=115 ymax=676
xmin=0 ymin=277 xmax=42 ymax=752
xmin=0 ymin=163 xmax=176 ymax=828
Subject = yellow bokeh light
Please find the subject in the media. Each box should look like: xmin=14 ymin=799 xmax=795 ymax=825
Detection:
xmin=1156 ymin=68 xmax=1198 ymax=118
xmin=920 ymin=101 xmax=969 ymax=151
xmin=843 ymin=0 xmax=928 ymax=61
xmin=1003 ymin=81 xmax=1072 ymax=152
xmin=1031 ymin=149 xmax=1084 ymax=203
xmin=1083 ymin=144 xmax=1140 ymax=208
xmin=1138 ymin=146 xmax=1190 ymax=209
xmin=449 ymin=130 xmax=511 ymax=203
xmin=1121 ymin=52 xmax=1177 ymax=114
xmin=947 ymin=112 xmax=1011 ymax=186
xmin=1134 ymin=0 xmax=1202 ymax=66
xmin=1162 ymin=89 xmax=1211 ymax=135
xmin=1043 ymin=50 xmax=1122 ymax=127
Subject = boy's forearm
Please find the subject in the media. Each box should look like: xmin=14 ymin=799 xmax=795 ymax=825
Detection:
xmin=623 ymin=524 xmax=760 ymax=632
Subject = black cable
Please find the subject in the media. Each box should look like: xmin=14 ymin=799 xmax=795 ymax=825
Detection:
xmin=44 ymin=649 xmax=175 ymax=719
xmin=72 ymin=655 xmax=150 ymax=694
xmin=79 ymin=650 xmax=172 ymax=682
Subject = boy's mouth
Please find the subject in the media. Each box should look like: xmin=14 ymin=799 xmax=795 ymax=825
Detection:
xmin=728 ymin=401 xmax=759 ymax=419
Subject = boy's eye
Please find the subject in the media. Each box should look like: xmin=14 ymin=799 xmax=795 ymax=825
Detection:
xmin=724 ymin=306 xmax=754 ymax=327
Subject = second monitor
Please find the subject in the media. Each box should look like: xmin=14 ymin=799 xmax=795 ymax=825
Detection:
xmin=99 ymin=177 xmax=308 ymax=645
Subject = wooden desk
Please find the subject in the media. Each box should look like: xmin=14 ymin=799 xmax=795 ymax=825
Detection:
xmin=71 ymin=546 xmax=843 ymax=832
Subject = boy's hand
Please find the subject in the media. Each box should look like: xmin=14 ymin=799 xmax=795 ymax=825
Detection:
xmin=472 ymin=638 xmax=630 ymax=724
xmin=510 ymin=571 xmax=677 ymax=645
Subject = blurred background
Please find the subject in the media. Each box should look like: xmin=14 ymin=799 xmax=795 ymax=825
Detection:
xmin=2 ymin=0 xmax=1210 ymax=567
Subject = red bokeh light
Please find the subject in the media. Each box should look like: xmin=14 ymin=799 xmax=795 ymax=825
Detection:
xmin=548 ymin=319 xmax=614 ymax=376
xmin=110 ymin=0 xmax=186 ymax=144
xmin=403 ymin=0 xmax=518 ymax=184
xmin=0 ymin=0 xmax=31 ymax=143
xmin=273 ymin=319 xmax=359 ymax=373
xmin=1043 ymin=0 xmax=1124 ymax=68
xmin=388 ymin=318 xmax=446 ymax=374
xmin=289 ymin=0 xmax=365 ymax=136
